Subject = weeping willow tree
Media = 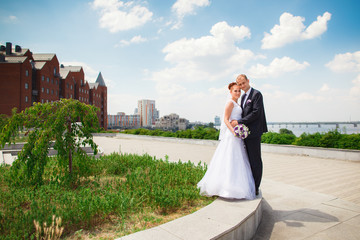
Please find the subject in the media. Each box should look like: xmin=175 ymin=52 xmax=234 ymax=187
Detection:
xmin=0 ymin=99 xmax=100 ymax=186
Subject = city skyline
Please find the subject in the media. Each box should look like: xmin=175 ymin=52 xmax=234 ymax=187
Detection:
xmin=1 ymin=0 xmax=359 ymax=122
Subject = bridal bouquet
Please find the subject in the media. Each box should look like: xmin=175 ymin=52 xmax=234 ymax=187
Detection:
xmin=234 ymin=124 xmax=250 ymax=139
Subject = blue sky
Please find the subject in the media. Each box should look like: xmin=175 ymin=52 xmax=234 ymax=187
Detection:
xmin=1 ymin=0 xmax=360 ymax=122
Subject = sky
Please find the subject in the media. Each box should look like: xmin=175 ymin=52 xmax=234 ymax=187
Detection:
xmin=1 ymin=0 xmax=360 ymax=123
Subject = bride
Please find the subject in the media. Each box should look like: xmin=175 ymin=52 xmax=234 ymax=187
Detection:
xmin=197 ymin=82 xmax=256 ymax=200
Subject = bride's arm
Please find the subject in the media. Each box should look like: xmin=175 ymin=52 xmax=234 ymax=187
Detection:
xmin=224 ymin=101 xmax=235 ymax=135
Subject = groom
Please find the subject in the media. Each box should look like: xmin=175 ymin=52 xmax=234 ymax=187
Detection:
xmin=232 ymin=74 xmax=267 ymax=195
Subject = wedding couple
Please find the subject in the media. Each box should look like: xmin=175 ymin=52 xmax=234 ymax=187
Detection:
xmin=198 ymin=74 xmax=267 ymax=200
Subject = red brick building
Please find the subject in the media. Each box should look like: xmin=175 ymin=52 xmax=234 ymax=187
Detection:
xmin=32 ymin=54 xmax=61 ymax=104
xmin=0 ymin=43 xmax=33 ymax=115
xmin=89 ymin=73 xmax=107 ymax=130
xmin=0 ymin=42 xmax=107 ymax=129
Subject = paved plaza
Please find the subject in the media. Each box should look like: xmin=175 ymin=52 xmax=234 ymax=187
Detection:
xmin=93 ymin=135 xmax=360 ymax=240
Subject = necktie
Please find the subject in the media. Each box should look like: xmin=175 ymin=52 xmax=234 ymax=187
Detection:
xmin=241 ymin=94 xmax=247 ymax=108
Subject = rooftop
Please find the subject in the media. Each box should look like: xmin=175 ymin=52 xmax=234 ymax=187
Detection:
xmin=60 ymin=65 xmax=82 ymax=72
xmin=33 ymin=61 xmax=46 ymax=70
xmin=95 ymin=72 xmax=106 ymax=87
xmin=1 ymin=56 xmax=28 ymax=63
xmin=32 ymin=54 xmax=56 ymax=61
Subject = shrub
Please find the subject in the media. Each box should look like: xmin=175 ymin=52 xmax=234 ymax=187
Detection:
xmin=261 ymin=132 xmax=296 ymax=145
xmin=319 ymin=130 xmax=342 ymax=148
xmin=123 ymin=127 xmax=219 ymax=140
xmin=279 ymin=128 xmax=294 ymax=135
xmin=338 ymin=134 xmax=360 ymax=150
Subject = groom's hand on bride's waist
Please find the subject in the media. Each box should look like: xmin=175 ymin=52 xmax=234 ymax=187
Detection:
xmin=230 ymin=120 xmax=238 ymax=127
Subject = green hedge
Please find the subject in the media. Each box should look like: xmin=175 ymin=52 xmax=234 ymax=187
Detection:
xmin=294 ymin=130 xmax=360 ymax=149
xmin=121 ymin=128 xmax=360 ymax=150
xmin=123 ymin=126 xmax=219 ymax=140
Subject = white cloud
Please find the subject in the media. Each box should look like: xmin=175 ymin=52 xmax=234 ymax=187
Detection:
xmin=248 ymin=56 xmax=310 ymax=79
xmin=291 ymin=92 xmax=316 ymax=102
xmin=171 ymin=0 xmax=210 ymax=29
xmin=115 ymin=35 xmax=147 ymax=47
xmin=261 ymin=12 xmax=331 ymax=49
xmin=326 ymin=51 xmax=360 ymax=72
xmin=149 ymin=21 xmax=256 ymax=96
xmin=319 ymin=83 xmax=330 ymax=92
xmin=9 ymin=15 xmax=17 ymax=21
xmin=3 ymin=15 xmax=18 ymax=23
xmin=92 ymin=0 xmax=153 ymax=33
xmin=209 ymin=86 xmax=228 ymax=96
xmin=164 ymin=21 xmax=251 ymax=62
xmin=326 ymin=51 xmax=360 ymax=99
xmin=350 ymin=74 xmax=360 ymax=96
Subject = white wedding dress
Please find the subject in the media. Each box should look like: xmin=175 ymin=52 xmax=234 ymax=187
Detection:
xmin=197 ymin=100 xmax=256 ymax=200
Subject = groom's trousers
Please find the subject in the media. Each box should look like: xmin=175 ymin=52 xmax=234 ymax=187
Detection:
xmin=244 ymin=136 xmax=263 ymax=191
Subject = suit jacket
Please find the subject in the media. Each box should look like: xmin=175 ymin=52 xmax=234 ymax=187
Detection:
xmin=238 ymin=88 xmax=268 ymax=138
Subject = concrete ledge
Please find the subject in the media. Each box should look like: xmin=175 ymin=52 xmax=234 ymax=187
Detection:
xmin=117 ymin=196 xmax=263 ymax=240
xmin=261 ymin=143 xmax=360 ymax=161
xmin=97 ymin=133 xmax=360 ymax=162
xmin=94 ymin=133 xmax=219 ymax=146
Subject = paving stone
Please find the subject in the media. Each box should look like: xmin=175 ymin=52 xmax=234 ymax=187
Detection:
xmin=302 ymin=203 xmax=359 ymax=222
xmin=303 ymin=222 xmax=360 ymax=240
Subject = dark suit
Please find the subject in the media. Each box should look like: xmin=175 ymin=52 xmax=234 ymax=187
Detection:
xmin=238 ymin=88 xmax=267 ymax=192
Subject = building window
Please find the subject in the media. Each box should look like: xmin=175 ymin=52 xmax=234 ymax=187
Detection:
xmin=70 ymin=85 xmax=73 ymax=90
xmin=25 ymin=96 xmax=28 ymax=102
xmin=42 ymin=76 xmax=44 ymax=81
xmin=47 ymin=77 xmax=49 ymax=83
xmin=55 ymin=80 xmax=58 ymax=85
xmin=25 ymin=70 xmax=29 ymax=77
xmin=51 ymin=79 xmax=54 ymax=84
xmin=46 ymin=89 xmax=49 ymax=94
xmin=42 ymin=99 xmax=44 ymax=103
xmin=51 ymin=89 xmax=54 ymax=95
xmin=53 ymin=67 xmax=57 ymax=76
xmin=66 ymin=83 xmax=69 ymax=89
xmin=25 ymin=83 xmax=29 ymax=89
xmin=70 ymin=94 xmax=72 ymax=98
xmin=42 ymin=87 xmax=44 ymax=93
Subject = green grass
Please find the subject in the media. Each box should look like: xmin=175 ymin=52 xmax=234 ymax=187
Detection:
xmin=0 ymin=153 xmax=213 ymax=239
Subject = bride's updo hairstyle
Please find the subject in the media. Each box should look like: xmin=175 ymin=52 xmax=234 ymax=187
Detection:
xmin=228 ymin=82 xmax=238 ymax=90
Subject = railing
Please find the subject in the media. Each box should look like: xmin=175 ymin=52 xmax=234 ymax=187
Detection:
xmin=267 ymin=121 xmax=360 ymax=128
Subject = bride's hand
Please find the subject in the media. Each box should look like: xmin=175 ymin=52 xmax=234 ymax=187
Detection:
xmin=230 ymin=120 xmax=238 ymax=127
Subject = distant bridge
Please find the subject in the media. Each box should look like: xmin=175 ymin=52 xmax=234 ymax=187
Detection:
xmin=267 ymin=121 xmax=360 ymax=128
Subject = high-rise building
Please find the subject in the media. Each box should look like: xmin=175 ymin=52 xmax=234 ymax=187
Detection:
xmin=137 ymin=99 xmax=159 ymax=127
xmin=214 ymin=116 xmax=221 ymax=126
xmin=0 ymin=42 xmax=107 ymax=129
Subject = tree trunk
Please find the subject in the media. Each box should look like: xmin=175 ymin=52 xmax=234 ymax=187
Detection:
xmin=68 ymin=118 xmax=72 ymax=174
